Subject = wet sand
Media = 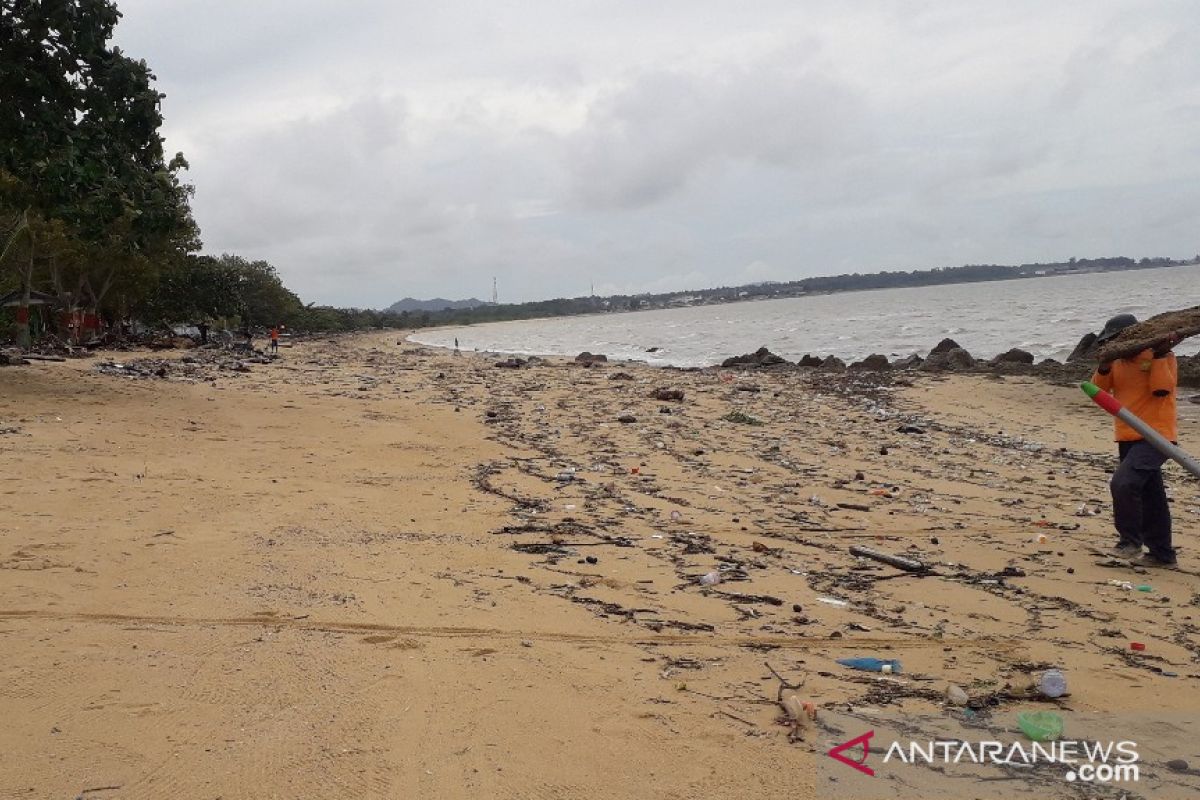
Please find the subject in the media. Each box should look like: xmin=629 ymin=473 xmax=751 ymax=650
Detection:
xmin=2 ymin=332 xmax=1199 ymax=798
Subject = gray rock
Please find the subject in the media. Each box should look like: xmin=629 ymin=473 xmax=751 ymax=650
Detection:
xmin=721 ymin=347 xmax=787 ymax=368
xmin=930 ymin=338 xmax=962 ymax=356
xmin=849 ymin=354 xmax=891 ymax=371
xmin=797 ymin=354 xmax=824 ymax=368
xmin=992 ymin=348 xmax=1034 ymax=365
xmin=1066 ymin=332 xmax=1099 ymax=363
xmin=921 ymin=347 xmax=975 ymax=371
xmin=818 ymin=356 xmax=847 ymax=372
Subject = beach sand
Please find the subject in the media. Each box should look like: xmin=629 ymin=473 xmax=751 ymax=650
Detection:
xmin=2 ymin=332 xmax=1198 ymax=798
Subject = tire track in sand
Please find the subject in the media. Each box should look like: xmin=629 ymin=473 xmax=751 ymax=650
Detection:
xmin=0 ymin=608 xmax=1021 ymax=653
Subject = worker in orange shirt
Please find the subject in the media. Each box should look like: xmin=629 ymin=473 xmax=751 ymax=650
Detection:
xmin=269 ymin=326 xmax=280 ymax=355
xmin=1091 ymin=314 xmax=1179 ymax=567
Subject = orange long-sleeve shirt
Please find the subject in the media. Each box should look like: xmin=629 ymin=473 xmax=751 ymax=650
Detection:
xmin=1091 ymin=349 xmax=1177 ymax=442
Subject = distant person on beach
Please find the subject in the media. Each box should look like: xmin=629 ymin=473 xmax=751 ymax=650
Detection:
xmin=1091 ymin=313 xmax=1179 ymax=567
xmin=270 ymin=326 xmax=280 ymax=354
xmin=454 ymin=337 xmax=460 ymax=355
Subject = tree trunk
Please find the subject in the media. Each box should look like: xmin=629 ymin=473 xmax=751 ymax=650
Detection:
xmin=16 ymin=226 xmax=34 ymax=350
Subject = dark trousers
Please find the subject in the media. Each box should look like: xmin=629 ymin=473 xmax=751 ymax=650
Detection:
xmin=1111 ymin=440 xmax=1174 ymax=560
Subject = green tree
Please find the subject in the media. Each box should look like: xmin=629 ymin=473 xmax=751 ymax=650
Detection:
xmin=0 ymin=0 xmax=197 ymax=346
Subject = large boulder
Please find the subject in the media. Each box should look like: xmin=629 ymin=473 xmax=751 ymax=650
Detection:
xmin=922 ymin=347 xmax=975 ymax=371
xmin=1177 ymin=355 xmax=1200 ymax=388
xmin=893 ymin=353 xmax=923 ymax=370
xmin=575 ymin=351 xmax=608 ymax=365
xmin=849 ymin=353 xmax=891 ymax=371
xmin=797 ymin=354 xmax=824 ymax=368
xmin=930 ymin=338 xmax=962 ymax=356
xmin=946 ymin=347 xmax=975 ymax=370
xmin=1066 ymin=332 xmax=1099 ymax=363
xmin=818 ymin=356 xmax=847 ymax=372
xmin=721 ymin=346 xmax=787 ymax=368
xmin=992 ymin=348 xmax=1035 ymax=365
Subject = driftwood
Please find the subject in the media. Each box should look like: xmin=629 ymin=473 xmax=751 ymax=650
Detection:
xmin=1098 ymin=306 xmax=1200 ymax=362
xmin=848 ymin=544 xmax=928 ymax=573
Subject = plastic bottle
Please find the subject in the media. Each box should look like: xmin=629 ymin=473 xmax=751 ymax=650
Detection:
xmin=698 ymin=571 xmax=721 ymax=586
xmin=836 ymin=657 xmax=902 ymax=674
xmin=1037 ymin=669 xmax=1067 ymax=698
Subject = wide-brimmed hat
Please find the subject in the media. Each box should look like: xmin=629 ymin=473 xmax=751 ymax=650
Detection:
xmin=1097 ymin=313 xmax=1138 ymax=344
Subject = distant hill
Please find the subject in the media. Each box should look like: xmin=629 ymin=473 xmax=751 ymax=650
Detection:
xmin=386 ymin=297 xmax=486 ymax=313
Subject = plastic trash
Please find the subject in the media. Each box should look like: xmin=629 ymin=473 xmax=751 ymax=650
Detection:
xmin=780 ymin=692 xmax=816 ymax=723
xmin=1037 ymin=669 xmax=1067 ymax=698
xmin=1017 ymin=711 xmax=1064 ymax=742
xmin=698 ymin=571 xmax=722 ymax=586
xmin=945 ymin=684 xmax=969 ymax=706
xmin=817 ymin=597 xmax=849 ymax=607
xmin=837 ymin=657 xmax=901 ymax=674
xmin=1136 ymin=584 xmax=1153 ymax=592
xmin=1130 ymin=642 xmax=1146 ymax=651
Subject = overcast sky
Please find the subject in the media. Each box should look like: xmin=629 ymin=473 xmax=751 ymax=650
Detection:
xmin=113 ymin=0 xmax=1200 ymax=308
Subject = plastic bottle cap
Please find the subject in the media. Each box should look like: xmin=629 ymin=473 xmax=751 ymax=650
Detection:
xmin=881 ymin=664 xmax=893 ymax=674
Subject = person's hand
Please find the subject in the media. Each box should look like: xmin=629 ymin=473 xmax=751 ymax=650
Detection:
xmin=1153 ymin=332 xmax=1179 ymax=358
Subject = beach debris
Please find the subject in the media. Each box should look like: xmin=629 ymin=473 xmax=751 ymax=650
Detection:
xmin=945 ymin=684 xmax=969 ymax=706
xmin=837 ymin=657 xmax=901 ymax=674
xmin=848 ymin=545 xmax=928 ymax=573
xmin=698 ymin=571 xmax=722 ymax=586
xmin=0 ymin=352 xmax=29 ymax=366
xmin=721 ymin=410 xmax=763 ymax=426
xmin=1037 ymin=669 xmax=1067 ymax=698
xmin=817 ymin=597 xmax=849 ymax=607
xmin=765 ymin=662 xmax=811 ymax=742
xmin=1130 ymin=642 xmax=1146 ymax=651
xmin=617 ymin=413 xmax=637 ymax=424
xmin=1096 ymin=305 xmax=1200 ymax=362
xmin=651 ymin=387 xmax=685 ymax=402
xmin=1017 ymin=710 xmax=1064 ymax=742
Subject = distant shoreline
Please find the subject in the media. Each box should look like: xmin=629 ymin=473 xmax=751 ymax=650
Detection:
xmin=389 ymin=258 xmax=1198 ymax=326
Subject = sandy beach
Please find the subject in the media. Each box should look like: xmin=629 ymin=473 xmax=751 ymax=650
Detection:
xmin=3 ymin=332 xmax=1199 ymax=799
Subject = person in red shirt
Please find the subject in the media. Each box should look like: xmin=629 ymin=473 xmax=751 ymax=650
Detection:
xmin=1091 ymin=314 xmax=1179 ymax=567
xmin=269 ymin=326 xmax=280 ymax=354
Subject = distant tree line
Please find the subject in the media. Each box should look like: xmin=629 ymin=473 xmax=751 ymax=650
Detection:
xmin=395 ymin=255 xmax=1198 ymax=330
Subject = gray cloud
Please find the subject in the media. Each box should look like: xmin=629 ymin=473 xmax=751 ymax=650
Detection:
xmin=110 ymin=0 xmax=1200 ymax=307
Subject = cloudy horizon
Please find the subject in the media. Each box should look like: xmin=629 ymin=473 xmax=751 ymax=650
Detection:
xmin=114 ymin=0 xmax=1200 ymax=308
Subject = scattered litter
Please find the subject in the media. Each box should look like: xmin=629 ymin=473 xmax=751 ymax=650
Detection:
xmin=1017 ymin=711 xmax=1064 ymax=742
